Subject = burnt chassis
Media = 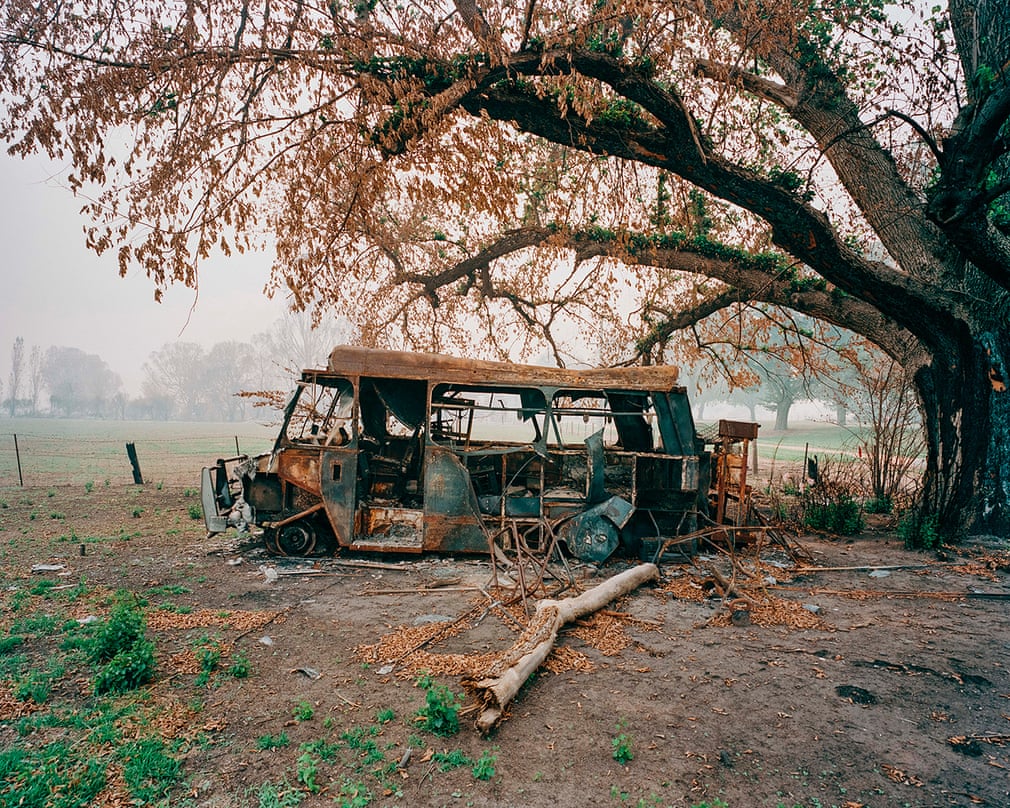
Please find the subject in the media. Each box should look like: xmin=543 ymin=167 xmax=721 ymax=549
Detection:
xmin=203 ymin=346 xmax=710 ymax=562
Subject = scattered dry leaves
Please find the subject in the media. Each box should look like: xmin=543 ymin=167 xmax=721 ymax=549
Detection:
xmin=146 ymin=608 xmax=283 ymax=631
xmin=709 ymin=594 xmax=827 ymax=630
xmin=881 ymin=763 xmax=924 ymax=786
xmin=567 ymin=612 xmax=631 ymax=656
xmin=0 ymin=684 xmax=43 ymax=721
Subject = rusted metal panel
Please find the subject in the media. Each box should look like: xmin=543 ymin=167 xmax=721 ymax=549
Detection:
xmin=351 ymin=505 xmax=423 ymax=551
xmin=718 ymin=419 xmax=760 ymax=440
xmin=422 ymin=448 xmax=486 ymax=552
xmin=319 ymin=446 xmax=357 ymax=547
xmin=272 ymin=448 xmax=322 ymax=496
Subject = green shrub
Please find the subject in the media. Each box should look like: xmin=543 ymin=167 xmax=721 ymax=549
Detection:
xmin=188 ymin=504 xmax=203 ymax=520
xmin=898 ymin=510 xmax=943 ymax=549
xmin=93 ymin=637 xmax=156 ymax=694
xmin=863 ymin=495 xmax=893 ymax=514
xmin=89 ymin=597 xmax=146 ymax=663
xmin=415 ymin=679 xmax=461 ymax=736
xmin=802 ymin=492 xmax=864 ymax=535
xmin=89 ymin=596 xmax=156 ymax=694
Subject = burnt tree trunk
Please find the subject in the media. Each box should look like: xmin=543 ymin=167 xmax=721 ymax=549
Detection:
xmin=918 ymin=327 xmax=1010 ymax=537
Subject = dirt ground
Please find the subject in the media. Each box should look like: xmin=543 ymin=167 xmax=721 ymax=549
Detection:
xmin=1 ymin=483 xmax=1009 ymax=808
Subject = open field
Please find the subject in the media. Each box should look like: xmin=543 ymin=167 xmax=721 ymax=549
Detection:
xmin=1 ymin=478 xmax=1007 ymax=808
xmin=0 ymin=418 xmax=884 ymax=491
xmin=0 ymin=418 xmax=278 ymax=488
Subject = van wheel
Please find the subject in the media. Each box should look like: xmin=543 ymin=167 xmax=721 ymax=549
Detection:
xmin=261 ymin=528 xmax=280 ymax=555
xmin=277 ymin=522 xmax=316 ymax=556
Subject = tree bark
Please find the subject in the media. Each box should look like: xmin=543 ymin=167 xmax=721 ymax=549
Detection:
xmin=918 ymin=326 xmax=1010 ymax=536
xmin=467 ymin=563 xmax=659 ymax=733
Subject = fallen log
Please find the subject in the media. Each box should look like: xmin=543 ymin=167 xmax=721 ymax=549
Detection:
xmin=466 ymin=562 xmax=659 ymax=733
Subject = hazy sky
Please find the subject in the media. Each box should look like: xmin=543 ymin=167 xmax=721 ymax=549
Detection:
xmin=0 ymin=153 xmax=289 ymax=395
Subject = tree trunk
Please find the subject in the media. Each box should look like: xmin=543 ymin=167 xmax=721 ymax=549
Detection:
xmin=917 ymin=326 xmax=1010 ymax=538
xmin=774 ymin=401 xmax=791 ymax=431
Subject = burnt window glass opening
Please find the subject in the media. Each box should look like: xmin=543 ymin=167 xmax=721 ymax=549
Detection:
xmin=284 ymin=377 xmax=354 ymax=444
xmin=549 ymin=390 xmax=659 ymax=451
xmin=431 ymin=384 xmax=546 ymax=447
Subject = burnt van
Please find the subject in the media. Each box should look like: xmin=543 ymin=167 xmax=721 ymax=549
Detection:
xmin=202 ymin=346 xmax=708 ymax=562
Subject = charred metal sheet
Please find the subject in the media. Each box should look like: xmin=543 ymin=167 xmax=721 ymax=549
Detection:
xmin=273 ymin=448 xmax=322 ymax=495
xmin=558 ymin=495 xmax=635 ymax=562
xmin=585 ymin=430 xmax=607 ymax=504
xmin=422 ymin=449 xmax=486 ymax=552
xmin=353 ymin=505 xmax=423 ymax=551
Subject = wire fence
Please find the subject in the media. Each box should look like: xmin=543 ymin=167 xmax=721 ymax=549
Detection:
xmin=0 ymin=420 xmax=277 ymax=488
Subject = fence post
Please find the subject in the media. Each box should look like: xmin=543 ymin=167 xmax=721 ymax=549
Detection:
xmin=13 ymin=434 xmax=23 ymax=487
xmin=234 ymin=436 xmax=240 ymax=455
xmin=126 ymin=442 xmax=144 ymax=485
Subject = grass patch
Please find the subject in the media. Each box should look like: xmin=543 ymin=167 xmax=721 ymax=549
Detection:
xmin=0 ymin=586 xmax=186 ymax=808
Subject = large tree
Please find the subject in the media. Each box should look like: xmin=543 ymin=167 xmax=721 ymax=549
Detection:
xmin=2 ymin=1 xmax=1008 ymax=537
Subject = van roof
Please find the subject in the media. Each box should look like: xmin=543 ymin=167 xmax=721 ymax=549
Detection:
xmin=324 ymin=345 xmax=683 ymax=393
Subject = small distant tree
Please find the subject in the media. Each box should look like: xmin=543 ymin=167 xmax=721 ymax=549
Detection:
xmin=202 ymin=341 xmax=257 ymax=421
xmin=28 ymin=344 xmax=43 ymax=415
xmin=142 ymin=343 xmax=207 ymax=420
xmin=8 ymin=337 xmax=24 ymax=417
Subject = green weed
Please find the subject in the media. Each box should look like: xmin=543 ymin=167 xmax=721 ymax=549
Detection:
xmin=612 ymin=722 xmax=634 ymax=764
xmin=250 ymin=780 xmax=304 ymax=808
xmin=296 ymin=752 xmax=319 ymax=792
xmin=292 ymin=700 xmax=314 ymax=721
xmin=335 ymin=778 xmax=373 ymax=808
xmin=188 ymin=504 xmax=203 ymax=520
xmin=898 ymin=510 xmax=943 ymax=549
xmin=229 ymin=649 xmax=251 ymax=678
xmin=433 ymin=749 xmax=471 ymax=772
xmin=471 ymin=749 xmax=497 ymax=780
xmin=119 ymin=736 xmax=182 ymax=803
xmin=300 ymin=737 xmax=340 ymax=761
xmin=88 ymin=595 xmax=156 ymax=695
xmin=414 ymin=673 xmax=461 ymax=736
xmin=256 ymin=732 xmax=291 ymax=750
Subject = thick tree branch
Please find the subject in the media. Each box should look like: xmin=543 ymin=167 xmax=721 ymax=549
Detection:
xmin=455 ymin=53 xmax=955 ymax=347
xmin=392 ymin=225 xmax=923 ymax=369
xmin=693 ymin=59 xmax=798 ymax=110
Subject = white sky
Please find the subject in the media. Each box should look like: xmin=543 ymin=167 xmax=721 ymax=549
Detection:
xmin=0 ymin=153 xmax=289 ymax=396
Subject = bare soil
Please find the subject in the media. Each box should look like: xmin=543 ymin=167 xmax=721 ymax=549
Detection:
xmin=2 ymin=484 xmax=1009 ymax=808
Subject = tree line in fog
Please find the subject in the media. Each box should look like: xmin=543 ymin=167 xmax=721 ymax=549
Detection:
xmin=1 ymin=315 xmax=352 ymax=421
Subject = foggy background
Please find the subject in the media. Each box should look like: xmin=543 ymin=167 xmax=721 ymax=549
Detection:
xmin=0 ymin=152 xmax=288 ymax=397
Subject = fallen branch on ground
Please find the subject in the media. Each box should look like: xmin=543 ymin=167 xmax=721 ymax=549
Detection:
xmin=466 ymin=563 xmax=659 ymax=733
